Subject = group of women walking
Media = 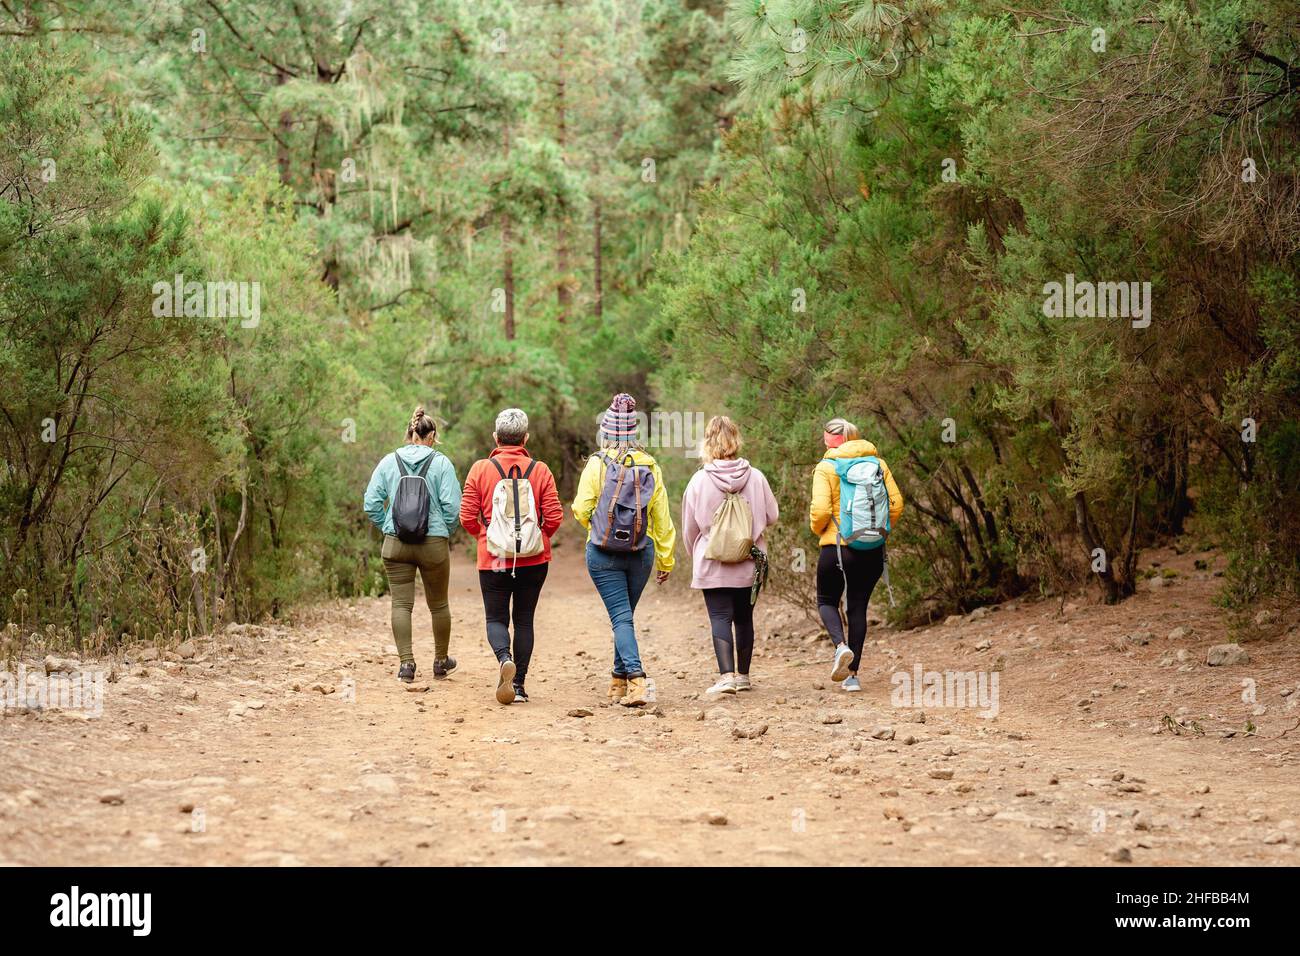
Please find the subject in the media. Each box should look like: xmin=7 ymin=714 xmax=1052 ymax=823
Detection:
xmin=363 ymin=394 xmax=903 ymax=705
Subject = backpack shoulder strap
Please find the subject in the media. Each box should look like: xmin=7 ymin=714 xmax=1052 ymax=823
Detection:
xmin=489 ymin=458 xmax=508 ymax=481
xmin=522 ymin=460 xmax=537 ymax=480
xmin=394 ymin=451 xmax=409 ymax=476
xmin=414 ymin=451 xmax=435 ymax=478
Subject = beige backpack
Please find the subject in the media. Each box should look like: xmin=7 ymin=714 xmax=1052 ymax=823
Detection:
xmin=703 ymin=492 xmax=754 ymax=563
xmin=485 ymin=459 xmax=544 ymax=573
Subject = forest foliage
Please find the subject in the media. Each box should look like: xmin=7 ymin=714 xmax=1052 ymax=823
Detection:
xmin=1 ymin=0 xmax=1296 ymax=649
xmin=652 ymin=0 xmax=1300 ymax=621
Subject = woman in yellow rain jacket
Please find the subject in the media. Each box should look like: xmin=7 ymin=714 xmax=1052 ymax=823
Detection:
xmin=572 ymin=393 xmax=676 ymax=707
xmin=809 ymin=418 xmax=904 ymax=692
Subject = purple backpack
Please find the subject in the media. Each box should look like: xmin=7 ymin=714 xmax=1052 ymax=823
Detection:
xmin=590 ymin=453 xmax=655 ymax=552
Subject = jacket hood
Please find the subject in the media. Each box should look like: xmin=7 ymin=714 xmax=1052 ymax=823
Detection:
xmin=704 ymin=457 xmax=752 ymax=493
xmin=395 ymin=444 xmax=436 ymax=467
xmin=823 ymin=438 xmax=879 ymax=460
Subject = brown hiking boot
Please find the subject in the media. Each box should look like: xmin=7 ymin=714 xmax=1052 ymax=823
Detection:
xmin=607 ymin=675 xmax=628 ymax=702
xmin=620 ymin=676 xmax=649 ymax=707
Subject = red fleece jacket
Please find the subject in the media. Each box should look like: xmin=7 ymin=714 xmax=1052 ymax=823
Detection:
xmin=459 ymin=446 xmax=564 ymax=571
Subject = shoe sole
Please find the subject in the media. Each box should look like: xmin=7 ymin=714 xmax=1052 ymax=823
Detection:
xmin=843 ymin=683 xmax=862 ymax=693
xmin=496 ymin=660 xmax=517 ymax=704
xmin=830 ymin=647 xmax=854 ymax=682
xmin=707 ymin=685 xmax=737 ymax=696
xmin=434 ymin=662 xmax=456 ymax=680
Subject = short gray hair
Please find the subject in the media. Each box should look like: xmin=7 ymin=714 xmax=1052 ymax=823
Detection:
xmin=494 ymin=407 xmax=529 ymax=445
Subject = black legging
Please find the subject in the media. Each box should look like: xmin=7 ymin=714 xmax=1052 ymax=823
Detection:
xmin=816 ymin=544 xmax=884 ymax=671
xmin=479 ymin=563 xmax=549 ymax=684
xmin=703 ymin=587 xmax=755 ymax=675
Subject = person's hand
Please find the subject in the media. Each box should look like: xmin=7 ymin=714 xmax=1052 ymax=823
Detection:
xmin=656 ymin=570 xmax=670 ymax=585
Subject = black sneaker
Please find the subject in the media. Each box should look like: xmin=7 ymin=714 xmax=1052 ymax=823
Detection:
xmin=433 ymin=657 xmax=457 ymax=679
xmin=398 ymin=662 xmax=416 ymax=683
xmin=513 ymin=683 xmax=529 ymax=703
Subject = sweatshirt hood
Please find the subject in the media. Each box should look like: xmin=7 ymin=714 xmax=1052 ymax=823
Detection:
xmin=704 ymin=457 xmax=752 ymax=493
xmin=824 ymin=438 xmax=879 ymax=460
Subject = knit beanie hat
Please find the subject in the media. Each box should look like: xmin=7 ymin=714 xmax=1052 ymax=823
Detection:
xmin=601 ymin=393 xmax=639 ymax=442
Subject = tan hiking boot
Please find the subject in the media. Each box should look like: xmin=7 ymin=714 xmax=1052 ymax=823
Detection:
xmin=620 ymin=676 xmax=649 ymax=707
xmin=608 ymin=675 xmax=628 ymax=702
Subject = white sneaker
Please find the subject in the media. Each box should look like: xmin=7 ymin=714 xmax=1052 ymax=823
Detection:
xmin=830 ymin=643 xmax=854 ymax=682
xmin=842 ymin=676 xmax=861 ymax=692
xmin=706 ymin=674 xmax=737 ymax=695
xmin=495 ymin=658 xmax=517 ymax=704
xmin=734 ymin=674 xmax=752 ymax=692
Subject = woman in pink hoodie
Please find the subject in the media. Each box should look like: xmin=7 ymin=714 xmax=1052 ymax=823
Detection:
xmin=681 ymin=416 xmax=780 ymax=695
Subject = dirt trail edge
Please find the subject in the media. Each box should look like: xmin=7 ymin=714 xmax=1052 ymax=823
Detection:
xmin=2 ymin=543 xmax=1297 ymax=866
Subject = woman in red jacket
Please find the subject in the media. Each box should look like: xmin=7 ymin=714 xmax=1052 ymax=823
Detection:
xmin=460 ymin=408 xmax=564 ymax=704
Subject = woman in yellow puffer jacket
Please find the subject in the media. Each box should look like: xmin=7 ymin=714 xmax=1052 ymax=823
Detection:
xmin=809 ymin=418 xmax=904 ymax=692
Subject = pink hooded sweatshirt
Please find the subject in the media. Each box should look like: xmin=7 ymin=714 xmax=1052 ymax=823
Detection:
xmin=681 ymin=458 xmax=780 ymax=590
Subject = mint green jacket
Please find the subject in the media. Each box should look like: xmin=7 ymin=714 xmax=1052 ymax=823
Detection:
xmin=364 ymin=445 xmax=461 ymax=538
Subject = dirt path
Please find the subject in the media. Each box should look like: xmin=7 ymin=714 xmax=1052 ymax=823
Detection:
xmin=2 ymin=541 xmax=1297 ymax=866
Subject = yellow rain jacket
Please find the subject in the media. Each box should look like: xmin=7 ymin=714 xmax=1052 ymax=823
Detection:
xmin=809 ymin=439 xmax=904 ymax=547
xmin=572 ymin=449 xmax=677 ymax=572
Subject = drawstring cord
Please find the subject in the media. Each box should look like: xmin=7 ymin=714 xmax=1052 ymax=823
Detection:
xmin=883 ymin=547 xmax=896 ymax=608
xmin=831 ymin=515 xmax=895 ymax=610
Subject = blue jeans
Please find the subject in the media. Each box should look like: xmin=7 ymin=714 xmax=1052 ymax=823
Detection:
xmin=586 ymin=541 xmax=654 ymax=677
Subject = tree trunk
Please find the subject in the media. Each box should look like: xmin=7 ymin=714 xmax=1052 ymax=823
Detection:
xmin=502 ymin=126 xmax=516 ymax=339
xmin=222 ymin=480 xmax=248 ymax=591
xmin=1073 ymin=491 xmax=1120 ymax=604
xmin=210 ymin=491 xmax=226 ymax=609
xmin=553 ymin=0 xmax=571 ymax=321
xmin=191 ymin=575 xmax=208 ymax=636
xmin=592 ymin=200 xmax=603 ymax=320
xmin=276 ymin=68 xmax=293 ymax=187
xmin=503 ymin=216 xmax=516 ymax=340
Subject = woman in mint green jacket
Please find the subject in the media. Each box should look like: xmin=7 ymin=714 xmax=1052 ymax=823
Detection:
xmin=364 ymin=405 xmax=461 ymax=683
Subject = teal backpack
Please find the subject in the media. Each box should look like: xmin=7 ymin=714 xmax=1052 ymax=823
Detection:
xmin=828 ymin=454 xmax=896 ymax=607
xmin=830 ymin=455 xmax=891 ymax=550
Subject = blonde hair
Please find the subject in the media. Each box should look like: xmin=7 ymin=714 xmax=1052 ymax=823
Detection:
xmin=600 ymin=437 xmax=645 ymax=458
xmin=700 ymin=415 xmax=743 ymax=463
xmin=823 ymin=417 xmax=859 ymax=440
xmin=406 ymin=404 xmax=439 ymax=443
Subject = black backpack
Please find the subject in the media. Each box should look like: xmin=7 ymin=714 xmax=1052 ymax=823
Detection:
xmin=392 ymin=449 xmax=436 ymax=544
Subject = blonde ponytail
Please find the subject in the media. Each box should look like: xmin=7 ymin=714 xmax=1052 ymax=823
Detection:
xmin=823 ymin=417 xmax=859 ymax=440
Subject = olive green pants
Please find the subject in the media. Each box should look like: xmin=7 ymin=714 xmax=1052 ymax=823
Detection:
xmin=381 ymin=534 xmax=451 ymax=665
